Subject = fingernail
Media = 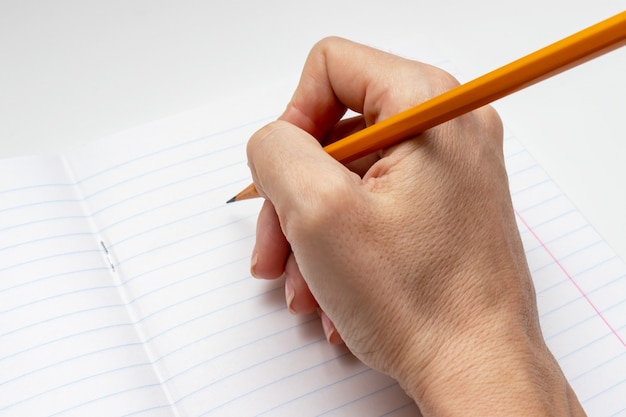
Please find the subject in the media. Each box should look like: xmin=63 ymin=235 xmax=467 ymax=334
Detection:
xmin=319 ymin=310 xmax=341 ymax=344
xmin=250 ymin=247 xmax=259 ymax=278
xmin=285 ymin=278 xmax=296 ymax=314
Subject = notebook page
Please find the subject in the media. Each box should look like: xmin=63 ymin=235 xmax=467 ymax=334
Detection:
xmin=63 ymin=87 xmax=626 ymax=417
xmin=0 ymin=156 xmax=173 ymax=416
xmin=63 ymin=89 xmax=420 ymax=417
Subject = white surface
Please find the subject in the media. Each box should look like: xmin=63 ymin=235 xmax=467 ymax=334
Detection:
xmin=1 ymin=0 xmax=625 ymax=261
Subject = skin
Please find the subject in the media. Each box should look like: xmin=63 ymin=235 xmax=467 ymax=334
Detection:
xmin=246 ymin=37 xmax=586 ymax=416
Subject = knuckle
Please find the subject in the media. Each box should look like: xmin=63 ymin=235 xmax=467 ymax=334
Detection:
xmin=247 ymin=120 xmax=289 ymax=157
xmin=424 ymin=65 xmax=461 ymax=96
xmin=311 ymin=36 xmax=348 ymax=54
xmin=246 ymin=120 xmax=297 ymax=197
xmin=283 ymin=177 xmax=356 ymax=241
xmin=246 ymin=120 xmax=296 ymax=176
xmin=475 ymin=105 xmax=504 ymax=145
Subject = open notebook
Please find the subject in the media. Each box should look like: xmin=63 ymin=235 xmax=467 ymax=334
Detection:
xmin=1 ymin=52 xmax=625 ymax=417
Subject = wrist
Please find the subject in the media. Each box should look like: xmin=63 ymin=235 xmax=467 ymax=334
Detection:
xmin=397 ymin=320 xmax=586 ymax=417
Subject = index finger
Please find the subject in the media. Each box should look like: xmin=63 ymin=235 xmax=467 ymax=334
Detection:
xmin=279 ymin=37 xmax=454 ymax=142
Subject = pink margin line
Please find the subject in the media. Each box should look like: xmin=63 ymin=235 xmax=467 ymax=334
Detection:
xmin=515 ymin=210 xmax=626 ymax=348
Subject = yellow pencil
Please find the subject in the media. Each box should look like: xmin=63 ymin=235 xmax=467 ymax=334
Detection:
xmin=228 ymin=11 xmax=626 ymax=203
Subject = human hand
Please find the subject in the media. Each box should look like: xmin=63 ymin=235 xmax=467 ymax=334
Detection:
xmin=246 ymin=37 xmax=585 ymax=416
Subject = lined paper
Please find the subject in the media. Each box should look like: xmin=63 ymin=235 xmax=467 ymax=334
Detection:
xmin=1 ymin=61 xmax=625 ymax=416
xmin=0 ymin=156 xmax=174 ymax=416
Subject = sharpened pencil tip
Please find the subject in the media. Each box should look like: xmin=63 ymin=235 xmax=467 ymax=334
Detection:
xmin=227 ymin=183 xmax=260 ymax=203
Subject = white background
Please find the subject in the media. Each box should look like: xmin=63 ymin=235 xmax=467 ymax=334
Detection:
xmin=1 ymin=0 xmax=625 ymax=261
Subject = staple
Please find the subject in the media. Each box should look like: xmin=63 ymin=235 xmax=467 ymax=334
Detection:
xmin=100 ymin=240 xmax=116 ymax=272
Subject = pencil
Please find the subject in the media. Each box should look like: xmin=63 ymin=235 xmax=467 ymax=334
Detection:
xmin=227 ymin=11 xmax=626 ymax=203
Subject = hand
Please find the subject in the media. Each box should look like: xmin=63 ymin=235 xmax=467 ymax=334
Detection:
xmin=246 ymin=37 xmax=585 ymax=416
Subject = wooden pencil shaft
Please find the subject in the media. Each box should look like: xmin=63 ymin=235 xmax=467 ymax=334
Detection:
xmin=324 ymin=11 xmax=626 ymax=163
xmin=229 ymin=11 xmax=626 ymax=202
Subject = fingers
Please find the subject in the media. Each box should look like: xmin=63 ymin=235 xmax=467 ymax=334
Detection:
xmin=279 ymin=37 xmax=461 ymax=140
xmin=246 ymin=120 xmax=362 ymax=237
xmin=284 ymin=253 xmax=318 ymax=314
xmin=251 ymin=200 xmax=290 ymax=279
xmin=252 ymin=170 xmax=344 ymax=348
xmin=279 ymin=36 xmax=389 ymax=134
xmin=247 ymin=118 xmax=362 ymax=348
xmin=285 ymin=254 xmax=343 ymax=345
xmin=284 ymin=253 xmax=343 ymax=345
xmin=319 ymin=309 xmax=344 ymax=345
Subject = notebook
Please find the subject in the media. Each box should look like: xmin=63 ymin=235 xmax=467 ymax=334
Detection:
xmin=1 ymin=51 xmax=625 ymax=417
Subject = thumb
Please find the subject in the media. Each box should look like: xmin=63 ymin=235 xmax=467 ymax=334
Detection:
xmin=246 ymin=120 xmax=362 ymax=235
